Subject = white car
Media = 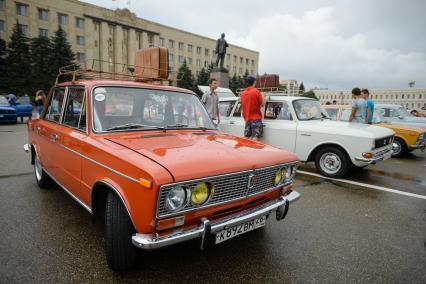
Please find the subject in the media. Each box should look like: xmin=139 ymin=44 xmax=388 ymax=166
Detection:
xmin=218 ymin=95 xmax=395 ymax=178
xmin=375 ymin=104 xmax=426 ymax=128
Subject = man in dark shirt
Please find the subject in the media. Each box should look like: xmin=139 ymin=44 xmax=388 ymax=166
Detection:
xmin=240 ymin=76 xmax=265 ymax=141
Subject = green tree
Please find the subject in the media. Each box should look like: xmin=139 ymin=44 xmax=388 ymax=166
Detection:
xmin=0 ymin=38 xmax=7 ymax=94
xmin=302 ymin=90 xmax=318 ymax=100
xmin=298 ymin=82 xmax=305 ymax=95
xmin=51 ymin=26 xmax=76 ymax=81
xmin=177 ymin=60 xmax=195 ymax=91
xmin=5 ymin=23 xmax=32 ymax=96
xmin=194 ymin=67 xmax=210 ymax=97
xmin=243 ymin=69 xmax=250 ymax=81
xmin=30 ymin=35 xmax=54 ymax=93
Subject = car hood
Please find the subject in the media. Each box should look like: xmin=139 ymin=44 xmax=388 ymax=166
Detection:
xmin=0 ymin=105 xmax=16 ymax=111
xmin=106 ymin=131 xmax=298 ymax=182
xmin=378 ymin=123 xmax=425 ymax=134
xmin=299 ymin=120 xmax=395 ymax=138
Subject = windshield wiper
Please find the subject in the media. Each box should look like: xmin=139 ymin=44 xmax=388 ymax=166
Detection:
xmin=107 ymin=123 xmax=157 ymax=131
xmin=165 ymin=123 xmax=189 ymax=128
xmin=306 ymin=117 xmax=321 ymax=120
xmin=321 ymin=113 xmax=331 ymax=119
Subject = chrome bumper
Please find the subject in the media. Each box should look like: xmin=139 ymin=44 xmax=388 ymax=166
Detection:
xmin=132 ymin=191 xmax=300 ymax=250
xmin=355 ymin=148 xmax=393 ymax=164
xmin=409 ymin=142 xmax=425 ymax=151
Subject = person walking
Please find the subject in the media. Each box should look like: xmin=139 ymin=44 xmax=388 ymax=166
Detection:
xmin=348 ymin=87 xmax=367 ymax=123
xmin=240 ymin=76 xmax=265 ymax=141
xmin=35 ymin=90 xmax=46 ymax=119
xmin=362 ymin=89 xmax=374 ymax=124
xmin=201 ymin=78 xmax=220 ymax=126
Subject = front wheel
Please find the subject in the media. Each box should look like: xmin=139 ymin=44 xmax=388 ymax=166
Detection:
xmin=34 ymin=152 xmax=53 ymax=188
xmin=391 ymin=138 xmax=407 ymax=157
xmin=105 ymin=192 xmax=136 ymax=271
xmin=315 ymin=147 xmax=350 ymax=178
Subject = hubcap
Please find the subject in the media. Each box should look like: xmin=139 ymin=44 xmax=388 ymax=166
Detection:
xmin=392 ymin=142 xmax=401 ymax=156
xmin=320 ymin=152 xmax=342 ymax=174
xmin=35 ymin=155 xmax=42 ymax=181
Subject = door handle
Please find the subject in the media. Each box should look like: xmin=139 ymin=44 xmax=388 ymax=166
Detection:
xmin=301 ymin=133 xmax=312 ymax=137
xmin=35 ymin=126 xmax=41 ymax=134
xmin=230 ymin=121 xmax=235 ymax=124
xmin=51 ymin=133 xmax=59 ymax=142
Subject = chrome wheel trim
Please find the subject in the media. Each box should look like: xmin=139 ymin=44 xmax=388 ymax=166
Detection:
xmin=392 ymin=141 xmax=401 ymax=156
xmin=319 ymin=152 xmax=342 ymax=175
xmin=35 ymin=154 xmax=43 ymax=181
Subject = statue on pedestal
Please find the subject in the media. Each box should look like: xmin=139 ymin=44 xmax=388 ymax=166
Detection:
xmin=214 ymin=33 xmax=229 ymax=72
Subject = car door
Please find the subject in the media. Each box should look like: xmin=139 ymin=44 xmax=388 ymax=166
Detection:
xmin=220 ymin=100 xmax=245 ymax=137
xmin=53 ymin=86 xmax=87 ymax=202
xmin=261 ymin=100 xmax=297 ymax=152
xmin=37 ymin=87 xmax=66 ymax=175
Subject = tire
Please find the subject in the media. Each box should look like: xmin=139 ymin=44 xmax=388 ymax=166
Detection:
xmin=315 ymin=147 xmax=350 ymax=178
xmin=105 ymin=192 xmax=136 ymax=271
xmin=34 ymin=151 xmax=53 ymax=188
xmin=391 ymin=138 xmax=407 ymax=158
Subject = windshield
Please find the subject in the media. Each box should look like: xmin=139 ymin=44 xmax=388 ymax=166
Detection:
xmin=92 ymin=87 xmax=215 ymax=132
xmin=18 ymin=96 xmax=31 ymax=104
xmin=378 ymin=106 xmax=411 ymax=118
xmin=0 ymin=96 xmax=9 ymax=106
xmin=293 ymin=99 xmax=330 ymax=120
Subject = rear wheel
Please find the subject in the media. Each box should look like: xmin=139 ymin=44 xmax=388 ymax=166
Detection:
xmin=34 ymin=151 xmax=53 ymax=188
xmin=315 ymin=147 xmax=350 ymax=178
xmin=105 ymin=191 xmax=136 ymax=271
xmin=391 ymin=138 xmax=407 ymax=157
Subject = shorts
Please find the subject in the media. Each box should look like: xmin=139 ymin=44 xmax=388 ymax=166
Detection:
xmin=244 ymin=120 xmax=263 ymax=138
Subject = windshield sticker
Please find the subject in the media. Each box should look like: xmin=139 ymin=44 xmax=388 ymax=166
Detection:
xmin=95 ymin=94 xmax=106 ymax=102
xmin=95 ymin=88 xmax=107 ymax=94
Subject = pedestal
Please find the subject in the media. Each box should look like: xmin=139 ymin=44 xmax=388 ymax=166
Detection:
xmin=210 ymin=69 xmax=229 ymax=88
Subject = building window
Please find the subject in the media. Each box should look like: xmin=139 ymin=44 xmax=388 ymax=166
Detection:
xmin=58 ymin=13 xmax=68 ymax=25
xmin=0 ymin=0 xmax=5 ymax=11
xmin=205 ymin=48 xmax=209 ymax=56
xmin=76 ymin=35 xmax=85 ymax=46
xmin=196 ymin=59 xmax=201 ymax=66
xmin=16 ymin=3 xmax=28 ymax=16
xmin=233 ymin=66 xmax=236 ymax=73
xmin=0 ymin=20 xmax=4 ymax=32
xmin=76 ymin=17 xmax=84 ymax=29
xmin=188 ymin=57 xmax=192 ymax=65
xmin=159 ymin=37 xmax=164 ymax=47
xmin=38 ymin=8 xmax=49 ymax=21
xmin=188 ymin=44 xmax=192 ymax=53
xmin=407 ymin=94 xmax=410 ymax=99
xmin=178 ymin=56 xmax=184 ymax=63
xmin=402 ymin=94 xmax=404 ymax=99
xmin=239 ymin=67 xmax=242 ymax=74
xmin=251 ymin=59 xmax=255 ymax=66
xmin=18 ymin=24 xmax=28 ymax=35
xmin=168 ymin=39 xmax=174 ymax=49
xmin=196 ymin=46 xmax=201 ymax=54
xmin=420 ymin=94 xmax=423 ymax=99
xmin=39 ymin=28 xmax=48 ymax=37
xmin=240 ymin=57 xmax=243 ymax=64
xmin=136 ymin=32 xmax=141 ymax=49
xmin=148 ymin=34 xmax=154 ymax=45
xmin=234 ymin=55 xmax=237 ymax=63
xmin=246 ymin=58 xmax=249 ymax=65
xmin=178 ymin=42 xmax=184 ymax=51
xmin=76 ymin=52 xmax=85 ymax=62
xmin=204 ymin=60 xmax=208 ymax=67
xmin=227 ymin=54 xmax=231 ymax=61
xmin=396 ymin=94 xmax=398 ymax=99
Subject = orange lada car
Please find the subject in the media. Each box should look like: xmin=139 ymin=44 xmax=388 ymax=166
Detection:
xmin=25 ymin=78 xmax=300 ymax=270
xmin=323 ymin=105 xmax=426 ymax=157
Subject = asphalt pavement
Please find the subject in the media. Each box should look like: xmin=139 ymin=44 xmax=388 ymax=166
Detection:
xmin=0 ymin=123 xmax=425 ymax=283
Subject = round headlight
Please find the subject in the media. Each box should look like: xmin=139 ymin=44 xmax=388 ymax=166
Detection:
xmin=191 ymin=182 xmax=212 ymax=205
xmin=165 ymin=187 xmax=187 ymax=212
xmin=275 ymin=168 xmax=288 ymax=185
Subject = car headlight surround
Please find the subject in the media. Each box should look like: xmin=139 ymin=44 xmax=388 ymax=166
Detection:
xmin=191 ymin=182 xmax=214 ymax=206
xmin=165 ymin=186 xmax=188 ymax=212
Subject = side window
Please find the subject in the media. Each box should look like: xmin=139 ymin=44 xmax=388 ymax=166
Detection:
xmin=233 ymin=102 xmax=242 ymax=117
xmin=45 ymin=88 xmax=65 ymax=122
xmin=264 ymin=102 xmax=292 ymax=120
xmin=341 ymin=109 xmax=351 ymax=121
xmin=325 ymin=108 xmax=339 ymax=121
xmin=63 ymin=87 xmax=86 ymax=130
xmin=218 ymin=101 xmax=236 ymax=117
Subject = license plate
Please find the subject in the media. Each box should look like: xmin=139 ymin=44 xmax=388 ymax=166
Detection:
xmin=215 ymin=215 xmax=266 ymax=244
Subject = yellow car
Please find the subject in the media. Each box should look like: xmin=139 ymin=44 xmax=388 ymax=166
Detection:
xmin=323 ymin=105 xmax=426 ymax=157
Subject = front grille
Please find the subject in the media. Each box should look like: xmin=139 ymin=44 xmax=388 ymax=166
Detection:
xmin=157 ymin=163 xmax=297 ymax=217
xmin=0 ymin=109 xmax=15 ymax=114
xmin=374 ymin=135 xmax=394 ymax=149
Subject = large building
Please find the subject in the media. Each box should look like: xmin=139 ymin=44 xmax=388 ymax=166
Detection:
xmin=280 ymin=79 xmax=299 ymax=96
xmin=314 ymin=88 xmax=426 ymax=110
xmin=0 ymin=0 xmax=259 ymax=79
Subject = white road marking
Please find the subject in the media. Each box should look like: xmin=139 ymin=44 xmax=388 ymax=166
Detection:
xmin=297 ymin=170 xmax=426 ymax=200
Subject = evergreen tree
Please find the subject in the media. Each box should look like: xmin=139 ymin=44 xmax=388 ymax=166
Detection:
xmin=302 ymin=90 xmax=319 ymax=100
xmin=177 ymin=60 xmax=195 ymax=91
xmin=243 ymin=69 xmax=250 ymax=81
xmin=229 ymin=74 xmax=239 ymax=94
xmin=0 ymin=38 xmax=7 ymax=94
xmin=195 ymin=67 xmax=210 ymax=97
xmin=298 ymin=82 xmax=305 ymax=95
xmin=30 ymin=35 xmax=54 ymax=93
xmin=51 ymin=26 xmax=76 ymax=81
xmin=5 ymin=23 xmax=32 ymax=96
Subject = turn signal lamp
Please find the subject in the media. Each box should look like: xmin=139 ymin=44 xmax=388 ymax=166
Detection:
xmin=139 ymin=177 xmax=152 ymax=189
xmin=362 ymin=152 xmax=374 ymax=159
xmin=191 ymin=182 xmax=212 ymax=205
xmin=156 ymin=216 xmax=185 ymax=231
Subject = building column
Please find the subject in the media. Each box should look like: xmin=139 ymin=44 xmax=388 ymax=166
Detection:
xmin=100 ymin=22 xmax=109 ymax=72
xmin=128 ymin=29 xmax=136 ymax=67
xmin=84 ymin=19 xmax=95 ymax=69
xmin=114 ymin=25 xmax=123 ymax=73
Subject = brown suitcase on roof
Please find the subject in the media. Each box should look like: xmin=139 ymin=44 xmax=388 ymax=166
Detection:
xmin=135 ymin=47 xmax=169 ymax=81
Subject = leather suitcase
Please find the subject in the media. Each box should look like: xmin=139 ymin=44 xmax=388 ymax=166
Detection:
xmin=135 ymin=47 xmax=169 ymax=80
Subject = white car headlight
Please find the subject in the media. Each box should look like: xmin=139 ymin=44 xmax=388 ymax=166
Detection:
xmin=165 ymin=187 xmax=187 ymax=212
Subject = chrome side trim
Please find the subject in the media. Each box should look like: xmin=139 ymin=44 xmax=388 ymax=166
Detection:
xmin=42 ymin=166 xmax=92 ymax=214
xmin=132 ymin=191 xmax=300 ymax=250
xmin=59 ymin=144 xmax=140 ymax=184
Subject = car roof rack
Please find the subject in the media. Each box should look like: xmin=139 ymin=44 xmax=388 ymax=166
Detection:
xmin=236 ymin=87 xmax=289 ymax=96
xmin=55 ymin=59 xmax=179 ymax=85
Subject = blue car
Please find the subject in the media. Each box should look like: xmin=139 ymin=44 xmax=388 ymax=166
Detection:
xmin=0 ymin=96 xmax=18 ymax=123
xmin=12 ymin=95 xmax=33 ymax=122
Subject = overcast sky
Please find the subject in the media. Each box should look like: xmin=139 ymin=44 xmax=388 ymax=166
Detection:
xmin=82 ymin=0 xmax=426 ymax=90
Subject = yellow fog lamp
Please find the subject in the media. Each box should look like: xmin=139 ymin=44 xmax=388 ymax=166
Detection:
xmin=274 ymin=168 xmax=288 ymax=186
xmin=191 ymin=182 xmax=213 ymax=205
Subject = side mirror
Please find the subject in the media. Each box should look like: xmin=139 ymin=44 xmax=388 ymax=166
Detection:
xmin=398 ymin=116 xmax=403 ymax=119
